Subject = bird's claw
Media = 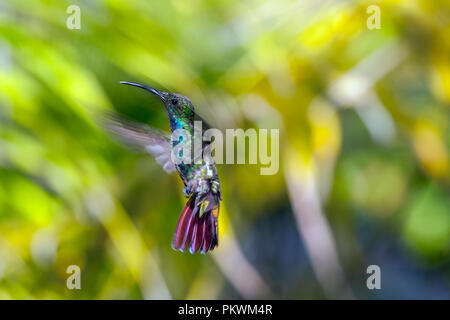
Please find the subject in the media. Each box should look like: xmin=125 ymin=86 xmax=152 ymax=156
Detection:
xmin=182 ymin=186 xmax=193 ymax=198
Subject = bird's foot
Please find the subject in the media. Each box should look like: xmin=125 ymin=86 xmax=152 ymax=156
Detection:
xmin=182 ymin=185 xmax=193 ymax=198
xmin=184 ymin=179 xmax=211 ymax=198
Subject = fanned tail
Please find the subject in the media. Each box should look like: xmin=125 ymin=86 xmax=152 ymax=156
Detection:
xmin=172 ymin=191 xmax=219 ymax=254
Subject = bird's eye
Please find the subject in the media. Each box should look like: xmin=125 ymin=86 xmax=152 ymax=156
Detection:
xmin=171 ymin=99 xmax=178 ymax=105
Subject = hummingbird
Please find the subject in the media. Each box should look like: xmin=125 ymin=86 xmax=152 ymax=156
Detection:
xmin=104 ymin=81 xmax=221 ymax=254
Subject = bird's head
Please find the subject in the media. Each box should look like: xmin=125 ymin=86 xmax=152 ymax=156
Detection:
xmin=120 ymin=81 xmax=195 ymax=129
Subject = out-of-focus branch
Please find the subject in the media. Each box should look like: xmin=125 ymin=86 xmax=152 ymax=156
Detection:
xmin=328 ymin=40 xmax=409 ymax=106
xmin=284 ymin=150 xmax=353 ymax=299
xmin=327 ymin=40 xmax=409 ymax=145
xmin=280 ymin=41 xmax=409 ymax=299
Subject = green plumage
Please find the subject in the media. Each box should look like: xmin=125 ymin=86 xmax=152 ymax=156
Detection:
xmin=107 ymin=81 xmax=221 ymax=254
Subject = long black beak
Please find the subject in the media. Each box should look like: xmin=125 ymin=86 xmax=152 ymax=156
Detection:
xmin=120 ymin=81 xmax=165 ymax=101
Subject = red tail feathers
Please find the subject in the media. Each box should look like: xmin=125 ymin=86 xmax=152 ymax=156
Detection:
xmin=172 ymin=192 xmax=219 ymax=254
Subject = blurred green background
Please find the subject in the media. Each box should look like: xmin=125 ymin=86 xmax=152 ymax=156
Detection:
xmin=0 ymin=0 xmax=449 ymax=299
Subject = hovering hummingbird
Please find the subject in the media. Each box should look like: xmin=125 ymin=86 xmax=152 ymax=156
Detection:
xmin=104 ymin=81 xmax=221 ymax=254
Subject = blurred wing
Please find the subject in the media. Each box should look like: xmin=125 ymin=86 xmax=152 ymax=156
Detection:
xmin=102 ymin=114 xmax=176 ymax=174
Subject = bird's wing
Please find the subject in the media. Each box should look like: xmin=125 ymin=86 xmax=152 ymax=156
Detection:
xmin=102 ymin=114 xmax=176 ymax=174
